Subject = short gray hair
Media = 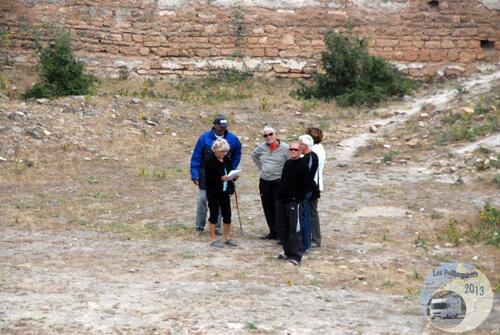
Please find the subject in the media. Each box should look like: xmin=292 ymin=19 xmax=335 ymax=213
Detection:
xmin=211 ymin=138 xmax=230 ymax=152
xmin=298 ymin=134 xmax=314 ymax=148
xmin=261 ymin=126 xmax=275 ymax=135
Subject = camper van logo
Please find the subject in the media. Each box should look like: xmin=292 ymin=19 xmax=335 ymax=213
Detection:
xmin=419 ymin=263 xmax=493 ymax=333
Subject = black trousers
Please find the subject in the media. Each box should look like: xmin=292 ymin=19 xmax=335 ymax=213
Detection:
xmin=207 ymin=193 xmax=231 ymax=225
xmin=277 ymin=200 xmax=303 ymax=262
xmin=259 ymin=178 xmax=281 ymax=237
xmin=310 ymin=198 xmax=321 ymax=246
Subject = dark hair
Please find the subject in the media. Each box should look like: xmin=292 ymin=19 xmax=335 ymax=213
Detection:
xmin=306 ymin=127 xmax=323 ymax=144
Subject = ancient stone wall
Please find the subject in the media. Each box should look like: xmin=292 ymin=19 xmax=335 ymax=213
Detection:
xmin=0 ymin=0 xmax=498 ymax=79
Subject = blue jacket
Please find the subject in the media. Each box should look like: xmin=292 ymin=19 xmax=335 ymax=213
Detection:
xmin=190 ymin=128 xmax=242 ymax=190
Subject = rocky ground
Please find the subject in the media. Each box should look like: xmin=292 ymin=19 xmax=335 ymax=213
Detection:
xmin=0 ymin=67 xmax=499 ymax=334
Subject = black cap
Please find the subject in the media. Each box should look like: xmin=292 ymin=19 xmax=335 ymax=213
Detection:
xmin=213 ymin=115 xmax=228 ymax=127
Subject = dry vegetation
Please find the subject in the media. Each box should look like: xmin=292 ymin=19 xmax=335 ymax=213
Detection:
xmin=0 ymin=65 xmax=499 ymax=334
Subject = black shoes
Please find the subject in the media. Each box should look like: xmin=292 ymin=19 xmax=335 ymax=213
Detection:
xmin=261 ymin=233 xmax=278 ymax=240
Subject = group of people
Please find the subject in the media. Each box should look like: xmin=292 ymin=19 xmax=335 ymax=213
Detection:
xmin=189 ymin=115 xmax=325 ymax=266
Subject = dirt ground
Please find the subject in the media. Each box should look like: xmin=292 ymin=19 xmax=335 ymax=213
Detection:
xmin=0 ymin=67 xmax=499 ymax=334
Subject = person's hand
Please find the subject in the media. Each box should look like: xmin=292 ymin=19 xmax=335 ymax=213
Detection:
xmin=221 ymin=176 xmax=229 ymax=181
xmin=193 ymin=179 xmax=199 ymax=186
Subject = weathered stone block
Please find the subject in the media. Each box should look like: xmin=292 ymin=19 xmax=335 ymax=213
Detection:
xmin=282 ymin=34 xmax=295 ymax=45
xmin=447 ymin=49 xmax=459 ymax=61
xmin=430 ymin=50 xmax=445 ymax=61
xmin=441 ymin=39 xmax=455 ymax=48
xmin=377 ymin=39 xmax=398 ymax=47
xmin=204 ymin=25 xmax=217 ymax=34
xmin=279 ymin=49 xmax=299 ymax=57
xmin=419 ymin=49 xmax=431 ymax=61
xmin=273 ymin=64 xmax=290 ymax=73
xmin=424 ymin=41 xmax=441 ymax=49
xmin=265 ymin=48 xmax=279 ymax=57
xmin=460 ymin=52 xmax=476 ymax=63
xmin=195 ymin=49 xmax=211 ymax=57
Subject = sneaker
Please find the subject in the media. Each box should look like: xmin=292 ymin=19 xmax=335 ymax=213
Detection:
xmin=288 ymin=259 xmax=300 ymax=266
xmin=196 ymin=229 xmax=204 ymax=236
xmin=225 ymin=239 xmax=238 ymax=247
xmin=210 ymin=240 xmax=224 ymax=248
xmin=260 ymin=233 xmax=277 ymax=240
xmin=311 ymin=241 xmax=321 ymax=248
xmin=277 ymin=252 xmax=288 ymax=260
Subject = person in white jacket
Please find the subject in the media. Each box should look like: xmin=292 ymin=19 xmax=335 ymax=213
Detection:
xmin=306 ymin=127 xmax=326 ymax=248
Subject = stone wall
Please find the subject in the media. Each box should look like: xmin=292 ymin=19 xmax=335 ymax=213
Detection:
xmin=0 ymin=0 xmax=498 ymax=79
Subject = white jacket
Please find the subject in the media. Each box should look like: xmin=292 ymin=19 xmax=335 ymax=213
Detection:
xmin=312 ymin=143 xmax=326 ymax=191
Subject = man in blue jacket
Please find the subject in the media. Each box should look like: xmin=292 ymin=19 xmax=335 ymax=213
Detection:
xmin=190 ymin=115 xmax=242 ymax=234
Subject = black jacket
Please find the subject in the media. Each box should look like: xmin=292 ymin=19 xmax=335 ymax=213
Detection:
xmin=303 ymin=151 xmax=320 ymax=199
xmin=204 ymin=153 xmax=235 ymax=198
xmin=278 ymin=158 xmax=309 ymax=203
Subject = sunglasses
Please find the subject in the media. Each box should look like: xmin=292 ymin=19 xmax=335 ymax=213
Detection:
xmin=263 ymin=133 xmax=274 ymax=138
xmin=289 ymin=148 xmax=299 ymax=151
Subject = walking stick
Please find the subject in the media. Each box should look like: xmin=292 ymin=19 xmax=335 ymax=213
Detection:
xmin=234 ymin=188 xmax=244 ymax=236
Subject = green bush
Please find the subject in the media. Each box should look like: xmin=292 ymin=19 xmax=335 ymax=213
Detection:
xmin=24 ymin=31 xmax=96 ymax=99
xmin=294 ymin=32 xmax=415 ymax=106
xmin=467 ymin=204 xmax=500 ymax=247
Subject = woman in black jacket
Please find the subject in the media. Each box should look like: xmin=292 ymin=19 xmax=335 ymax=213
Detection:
xmin=204 ymin=138 xmax=237 ymax=248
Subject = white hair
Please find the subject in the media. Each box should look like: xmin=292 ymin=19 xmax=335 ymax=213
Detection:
xmin=211 ymin=138 xmax=230 ymax=152
xmin=261 ymin=126 xmax=275 ymax=135
xmin=298 ymin=134 xmax=314 ymax=148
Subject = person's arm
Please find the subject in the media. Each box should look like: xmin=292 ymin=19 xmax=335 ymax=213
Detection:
xmin=190 ymin=136 xmax=204 ymax=182
xmin=230 ymin=135 xmax=242 ymax=170
xmin=297 ymin=160 xmax=309 ymax=202
xmin=311 ymin=152 xmax=319 ymax=179
xmin=252 ymin=146 xmax=262 ymax=170
xmin=204 ymin=155 xmax=220 ymax=187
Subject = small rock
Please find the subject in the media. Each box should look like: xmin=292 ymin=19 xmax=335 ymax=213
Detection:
xmin=369 ymin=125 xmax=378 ymax=133
xmin=43 ymin=129 xmax=52 ymax=136
xmin=407 ymin=138 xmax=420 ymax=148
xmin=461 ymin=106 xmax=475 ymax=115
xmin=420 ymin=103 xmax=436 ymax=114
xmin=445 ymin=243 xmax=453 ymax=248
xmin=337 ymin=162 xmax=348 ymax=168
xmin=8 ymin=112 xmax=24 ymax=121
xmin=131 ymin=98 xmax=142 ymax=104
xmin=171 ymin=132 xmax=177 ymax=137
xmin=434 ymin=245 xmax=440 ymax=250
xmin=145 ymin=120 xmax=158 ymax=126
xmin=0 ymin=156 xmax=7 ymax=162
xmin=83 ymin=108 xmax=98 ymax=116
xmin=472 ymin=256 xmax=479 ymax=261
xmin=383 ymin=144 xmax=391 ymax=149
xmin=35 ymin=98 xmax=49 ymax=104
xmin=26 ymin=127 xmax=42 ymax=139
xmin=488 ymin=105 xmax=496 ymax=113
xmin=420 ymin=113 xmax=429 ymax=119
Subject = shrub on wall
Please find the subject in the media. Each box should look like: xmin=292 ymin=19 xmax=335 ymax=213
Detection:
xmin=294 ymin=32 xmax=415 ymax=107
xmin=24 ymin=31 xmax=96 ymax=99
